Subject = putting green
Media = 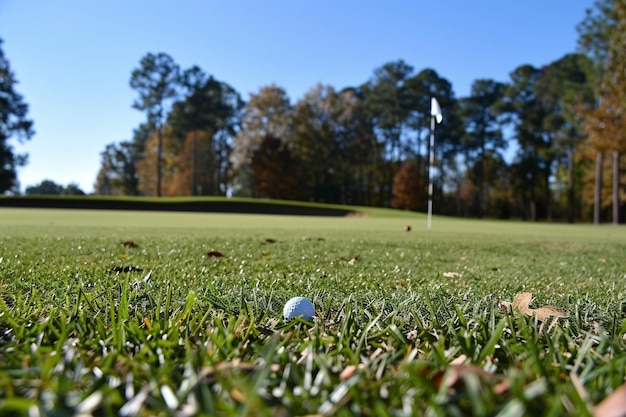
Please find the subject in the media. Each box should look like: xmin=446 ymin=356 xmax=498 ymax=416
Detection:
xmin=1 ymin=207 xmax=623 ymax=243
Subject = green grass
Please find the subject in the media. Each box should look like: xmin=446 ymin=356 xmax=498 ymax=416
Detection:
xmin=1 ymin=207 xmax=625 ymax=416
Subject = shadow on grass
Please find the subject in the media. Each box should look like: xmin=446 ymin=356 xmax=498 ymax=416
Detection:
xmin=0 ymin=196 xmax=360 ymax=217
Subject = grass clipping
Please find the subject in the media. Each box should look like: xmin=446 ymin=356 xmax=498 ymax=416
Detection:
xmin=500 ymin=292 xmax=568 ymax=331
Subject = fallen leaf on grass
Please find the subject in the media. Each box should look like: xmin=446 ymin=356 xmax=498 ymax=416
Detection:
xmin=111 ymin=266 xmax=144 ymax=273
xmin=121 ymin=240 xmax=139 ymax=248
xmin=264 ymin=238 xmax=277 ymax=244
xmin=339 ymin=256 xmax=360 ymax=265
xmin=207 ymin=251 xmax=224 ymax=258
xmin=302 ymin=236 xmax=326 ymax=241
xmin=432 ymin=363 xmax=509 ymax=395
xmin=500 ymin=292 xmax=568 ymax=321
xmin=594 ymin=383 xmax=626 ymax=417
xmin=599 ymin=258 xmax=607 ymax=264
xmin=443 ymin=272 xmax=463 ymax=279
xmin=199 ymin=361 xmax=259 ymax=384
xmin=460 ymin=256 xmax=468 ymax=261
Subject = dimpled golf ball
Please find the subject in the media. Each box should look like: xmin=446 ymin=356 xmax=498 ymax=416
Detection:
xmin=283 ymin=297 xmax=316 ymax=322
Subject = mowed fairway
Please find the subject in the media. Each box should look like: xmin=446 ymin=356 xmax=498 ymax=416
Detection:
xmin=1 ymin=207 xmax=625 ymax=416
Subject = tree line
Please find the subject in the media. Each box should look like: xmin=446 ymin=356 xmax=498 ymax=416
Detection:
xmin=1 ymin=0 xmax=624 ymax=222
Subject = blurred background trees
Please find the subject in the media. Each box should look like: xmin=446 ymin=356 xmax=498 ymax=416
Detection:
xmin=0 ymin=38 xmax=34 ymax=195
xmin=89 ymin=0 xmax=626 ymax=224
xmin=25 ymin=179 xmax=85 ymax=195
xmin=2 ymin=1 xmax=624 ymax=222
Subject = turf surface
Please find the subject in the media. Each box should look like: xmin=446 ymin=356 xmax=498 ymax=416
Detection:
xmin=1 ymin=207 xmax=625 ymax=416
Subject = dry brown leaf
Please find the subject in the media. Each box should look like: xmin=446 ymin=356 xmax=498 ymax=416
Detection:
xmin=199 ymin=361 xmax=258 ymax=384
xmin=443 ymin=272 xmax=463 ymax=279
xmin=110 ymin=266 xmax=143 ymax=273
xmin=594 ymin=383 xmax=626 ymax=417
xmin=122 ymin=240 xmax=139 ymax=248
xmin=207 ymin=251 xmax=224 ymax=258
xmin=533 ymin=306 xmax=569 ymax=319
xmin=512 ymin=292 xmax=533 ymax=313
xmin=433 ymin=364 xmax=507 ymax=395
xmin=501 ymin=292 xmax=568 ymax=321
xmin=460 ymin=256 xmax=468 ymax=261
xmin=599 ymin=258 xmax=607 ymax=264
xmin=302 ymin=236 xmax=325 ymax=241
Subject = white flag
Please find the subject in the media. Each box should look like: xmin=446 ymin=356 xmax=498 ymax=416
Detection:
xmin=431 ymin=97 xmax=443 ymax=124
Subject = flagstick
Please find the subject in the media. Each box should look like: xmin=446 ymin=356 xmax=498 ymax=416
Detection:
xmin=427 ymin=113 xmax=435 ymax=230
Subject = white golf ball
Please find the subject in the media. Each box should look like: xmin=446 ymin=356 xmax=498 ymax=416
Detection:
xmin=283 ymin=297 xmax=316 ymax=322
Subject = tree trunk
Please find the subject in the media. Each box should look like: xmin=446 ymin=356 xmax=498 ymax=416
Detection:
xmin=192 ymin=129 xmax=197 ymax=196
xmin=567 ymin=148 xmax=575 ymax=223
xmin=613 ymin=150 xmax=620 ymax=225
xmin=157 ymin=125 xmax=163 ymax=197
xmin=594 ymin=151 xmax=603 ymax=225
xmin=530 ymin=197 xmax=536 ymax=222
xmin=529 ymin=170 xmax=537 ymax=222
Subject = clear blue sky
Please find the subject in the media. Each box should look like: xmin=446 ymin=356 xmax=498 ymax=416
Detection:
xmin=1 ymin=1 xmax=594 ymax=193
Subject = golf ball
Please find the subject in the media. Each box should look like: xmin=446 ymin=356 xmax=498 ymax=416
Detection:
xmin=283 ymin=297 xmax=316 ymax=321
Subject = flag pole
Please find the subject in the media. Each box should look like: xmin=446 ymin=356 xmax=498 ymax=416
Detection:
xmin=427 ymin=97 xmax=442 ymax=230
xmin=427 ymin=112 xmax=435 ymax=230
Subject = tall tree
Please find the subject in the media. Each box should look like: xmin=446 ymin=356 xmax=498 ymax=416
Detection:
xmin=578 ymin=0 xmax=626 ymax=224
xmin=536 ymin=54 xmax=595 ymax=222
xmin=361 ymin=60 xmax=417 ymax=204
xmin=459 ymin=79 xmax=506 ymax=217
xmin=333 ymin=87 xmax=381 ymax=206
xmin=135 ymin=126 xmax=178 ymax=196
xmin=577 ymin=0 xmax=617 ymax=77
xmin=168 ymin=68 xmax=244 ymax=196
xmin=94 ymin=141 xmax=140 ymax=195
xmin=231 ymin=85 xmax=293 ymax=197
xmin=502 ymin=65 xmax=562 ymax=221
xmin=292 ymin=84 xmax=345 ymax=203
xmin=600 ymin=0 xmax=626 ymax=224
xmin=0 ymin=38 xmax=34 ymax=194
xmin=130 ymin=52 xmax=181 ymax=197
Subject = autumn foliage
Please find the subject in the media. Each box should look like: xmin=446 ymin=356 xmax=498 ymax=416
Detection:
xmin=250 ymin=136 xmax=304 ymax=200
xmin=391 ymin=161 xmax=423 ymax=211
